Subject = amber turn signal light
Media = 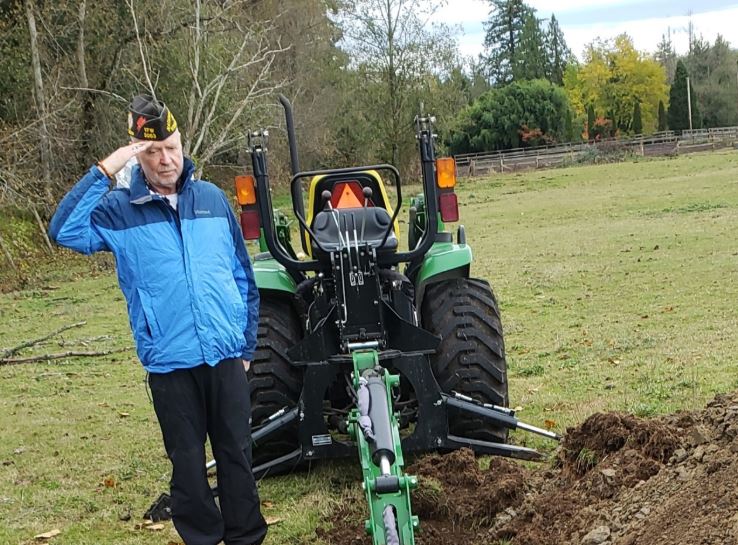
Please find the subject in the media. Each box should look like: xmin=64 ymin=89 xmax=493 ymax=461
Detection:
xmin=436 ymin=157 xmax=456 ymax=188
xmin=235 ymin=175 xmax=257 ymax=205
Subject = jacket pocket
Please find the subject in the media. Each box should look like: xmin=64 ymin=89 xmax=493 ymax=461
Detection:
xmin=137 ymin=288 xmax=162 ymax=339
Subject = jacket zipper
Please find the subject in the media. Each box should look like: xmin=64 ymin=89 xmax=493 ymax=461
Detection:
xmin=157 ymin=196 xmax=208 ymax=361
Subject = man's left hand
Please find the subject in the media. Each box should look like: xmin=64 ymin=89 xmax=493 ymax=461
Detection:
xmin=242 ymin=359 xmax=251 ymax=372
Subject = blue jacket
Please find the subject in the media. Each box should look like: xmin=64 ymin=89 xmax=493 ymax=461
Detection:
xmin=48 ymin=159 xmax=259 ymax=373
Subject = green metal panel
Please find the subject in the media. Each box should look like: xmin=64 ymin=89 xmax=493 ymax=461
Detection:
xmin=252 ymin=257 xmax=296 ymax=294
xmin=416 ymin=241 xmax=472 ymax=286
xmin=414 ymin=242 xmax=472 ymax=310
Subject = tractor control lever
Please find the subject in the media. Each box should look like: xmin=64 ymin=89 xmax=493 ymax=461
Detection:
xmin=362 ymin=186 xmax=373 ymax=203
xmin=361 ymin=187 xmax=372 ymax=241
xmin=321 ymin=190 xmax=332 ymax=210
xmin=322 ymin=189 xmax=346 ymax=249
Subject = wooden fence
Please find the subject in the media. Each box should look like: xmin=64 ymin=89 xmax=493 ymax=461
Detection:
xmin=454 ymin=127 xmax=738 ymax=177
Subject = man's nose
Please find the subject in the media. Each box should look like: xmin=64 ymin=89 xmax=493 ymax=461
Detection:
xmin=160 ymin=150 xmax=172 ymax=165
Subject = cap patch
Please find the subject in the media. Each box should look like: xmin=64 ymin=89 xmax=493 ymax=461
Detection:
xmin=127 ymin=94 xmax=178 ymax=141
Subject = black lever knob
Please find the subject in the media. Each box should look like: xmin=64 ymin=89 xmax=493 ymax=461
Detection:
xmin=321 ymin=190 xmax=332 ymax=209
xmin=363 ymin=187 xmax=373 ymax=199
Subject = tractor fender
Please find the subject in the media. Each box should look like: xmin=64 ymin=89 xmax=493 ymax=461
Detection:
xmin=253 ymin=256 xmax=297 ymax=295
xmin=414 ymin=241 xmax=472 ymax=310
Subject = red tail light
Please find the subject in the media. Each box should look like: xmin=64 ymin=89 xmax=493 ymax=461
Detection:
xmin=438 ymin=192 xmax=459 ymax=223
xmin=240 ymin=209 xmax=261 ymax=240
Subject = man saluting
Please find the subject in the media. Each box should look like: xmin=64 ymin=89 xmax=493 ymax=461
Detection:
xmin=49 ymin=94 xmax=267 ymax=545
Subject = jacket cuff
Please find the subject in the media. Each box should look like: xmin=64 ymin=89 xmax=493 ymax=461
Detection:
xmin=241 ymin=349 xmax=254 ymax=361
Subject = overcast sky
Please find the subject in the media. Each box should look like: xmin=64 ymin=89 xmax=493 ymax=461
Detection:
xmin=433 ymin=0 xmax=738 ymax=60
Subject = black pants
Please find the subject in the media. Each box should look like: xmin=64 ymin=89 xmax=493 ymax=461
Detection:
xmin=148 ymin=359 xmax=267 ymax=545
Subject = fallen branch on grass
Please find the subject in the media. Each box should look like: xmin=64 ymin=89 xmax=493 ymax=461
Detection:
xmin=0 ymin=347 xmax=132 ymax=365
xmin=0 ymin=321 xmax=87 ymax=359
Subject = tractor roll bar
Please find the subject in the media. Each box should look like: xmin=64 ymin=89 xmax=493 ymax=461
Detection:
xmin=286 ymin=149 xmax=439 ymax=266
xmin=250 ymin=145 xmax=320 ymax=271
xmin=287 ymin=163 xmax=402 ymax=256
xmin=279 ymin=94 xmax=309 ymax=254
xmin=389 ymin=117 xmax=440 ymax=264
xmin=252 ymin=97 xmax=441 ymax=271
xmin=278 ymin=94 xmax=300 ymax=175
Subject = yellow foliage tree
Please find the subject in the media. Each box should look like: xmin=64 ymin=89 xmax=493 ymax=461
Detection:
xmin=565 ymin=34 xmax=668 ymax=135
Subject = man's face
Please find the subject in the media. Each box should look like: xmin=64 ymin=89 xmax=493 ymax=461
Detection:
xmin=134 ymin=130 xmax=184 ymax=194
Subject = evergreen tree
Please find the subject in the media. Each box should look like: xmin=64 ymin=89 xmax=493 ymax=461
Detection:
xmin=658 ymin=100 xmax=667 ymax=131
xmin=515 ymin=10 xmax=546 ymax=80
xmin=632 ymin=101 xmax=643 ymax=134
xmin=685 ymin=36 xmax=711 ymax=82
xmin=668 ymin=60 xmax=701 ymax=131
xmin=447 ymin=79 xmax=570 ymax=153
xmin=481 ymin=0 xmax=531 ymax=84
xmin=565 ymin=107 xmax=574 ymax=141
xmin=467 ymin=58 xmax=493 ymax=102
xmin=684 ymin=35 xmax=738 ymax=128
xmin=545 ymin=14 xmax=571 ymax=85
xmin=655 ymin=32 xmax=677 ymax=83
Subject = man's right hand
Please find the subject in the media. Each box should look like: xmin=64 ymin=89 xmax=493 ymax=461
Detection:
xmin=98 ymin=141 xmax=153 ymax=177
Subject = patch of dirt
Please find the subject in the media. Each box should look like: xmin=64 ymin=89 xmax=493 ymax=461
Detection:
xmin=318 ymin=392 xmax=738 ymax=545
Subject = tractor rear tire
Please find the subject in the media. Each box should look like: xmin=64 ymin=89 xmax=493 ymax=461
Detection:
xmin=421 ymin=278 xmax=509 ymax=443
xmin=249 ymin=296 xmax=303 ymax=474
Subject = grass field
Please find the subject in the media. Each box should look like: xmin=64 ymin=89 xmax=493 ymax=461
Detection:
xmin=2 ymin=150 xmax=738 ymax=544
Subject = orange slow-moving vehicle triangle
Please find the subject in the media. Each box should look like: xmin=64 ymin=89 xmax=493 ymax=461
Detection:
xmin=335 ymin=183 xmax=363 ymax=209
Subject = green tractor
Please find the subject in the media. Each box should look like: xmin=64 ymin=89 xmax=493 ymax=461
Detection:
xmin=237 ymin=96 xmax=558 ymax=543
xmin=148 ymin=95 xmax=558 ymax=543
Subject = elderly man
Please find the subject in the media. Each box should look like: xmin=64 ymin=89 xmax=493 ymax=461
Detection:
xmin=49 ymin=95 xmax=267 ymax=545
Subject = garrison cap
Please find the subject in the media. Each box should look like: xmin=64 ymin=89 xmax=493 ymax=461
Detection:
xmin=127 ymin=94 xmax=178 ymax=140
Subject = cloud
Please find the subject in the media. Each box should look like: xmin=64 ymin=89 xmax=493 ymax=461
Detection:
xmin=435 ymin=1 xmax=738 ymax=60
xmin=564 ymin=7 xmax=738 ymax=57
xmin=433 ymin=0 xmax=490 ymax=24
xmin=528 ymin=0 xmax=642 ymax=12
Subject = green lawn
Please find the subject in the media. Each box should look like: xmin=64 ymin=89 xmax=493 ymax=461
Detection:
xmin=1 ymin=150 xmax=738 ymax=544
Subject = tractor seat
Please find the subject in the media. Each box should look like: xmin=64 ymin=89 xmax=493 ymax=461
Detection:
xmin=311 ymin=208 xmax=397 ymax=253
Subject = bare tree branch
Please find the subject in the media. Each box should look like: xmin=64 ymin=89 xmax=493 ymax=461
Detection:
xmin=24 ymin=0 xmax=52 ymax=191
xmin=1 ymin=347 xmax=131 ymax=365
xmin=0 ymin=100 xmax=76 ymax=146
xmin=76 ymin=0 xmax=88 ymax=89
xmin=1 ymin=321 xmax=87 ymax=359
xmin=127 ymin=0 xmax=157 ymax=99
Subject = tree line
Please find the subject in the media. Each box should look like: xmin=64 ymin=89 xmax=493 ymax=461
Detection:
xmin=449 ymin=0 xmax=738 ymax=155
xmin=0 ymin=0 xmax=468 ymax=221
xmin=2 ymin=0 xmax=738 ymax=224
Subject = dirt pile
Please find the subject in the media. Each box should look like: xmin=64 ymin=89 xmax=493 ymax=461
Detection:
xmin=318 ymin=392 xmax=738 ymax=545
xmin=409 ymin=448 xmax=527 ymax=541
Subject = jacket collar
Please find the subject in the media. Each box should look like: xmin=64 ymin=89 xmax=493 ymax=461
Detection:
xmin=130 ymin=158 xmax=196 ymax=205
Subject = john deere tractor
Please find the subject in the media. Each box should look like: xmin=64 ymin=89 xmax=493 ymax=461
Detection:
xmin=231 ymin=96 xmax=560 ymax=543
xmin=148 ymin=96 xmax=558 ymax=543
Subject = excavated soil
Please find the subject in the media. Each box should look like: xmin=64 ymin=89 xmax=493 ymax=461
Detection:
xmin=318 ymin=392 xmax=738 ymax=544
